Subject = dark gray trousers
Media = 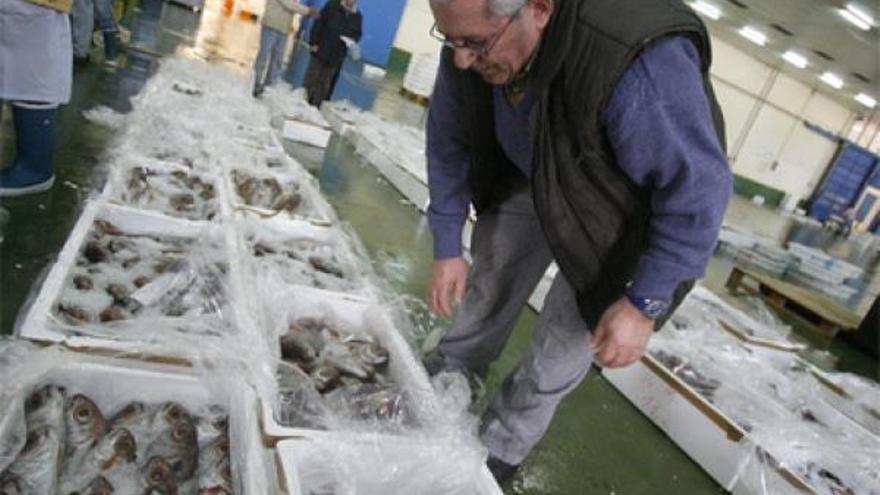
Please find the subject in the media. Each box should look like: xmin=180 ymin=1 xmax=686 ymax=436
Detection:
xmin=303 ymin=56 xmax=338 ymax=107
xmin=435 ymin=189 xmax=594 ymax=465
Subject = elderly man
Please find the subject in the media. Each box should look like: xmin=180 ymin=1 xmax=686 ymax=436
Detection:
xmin=424 ymin=0 xmax=732 ymax=482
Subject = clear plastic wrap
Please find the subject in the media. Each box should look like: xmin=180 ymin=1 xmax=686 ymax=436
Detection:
xmin=0 ymin=340 xmax=273 ymax=494
xmin=650 ymin=288 xmax=880 ymax=495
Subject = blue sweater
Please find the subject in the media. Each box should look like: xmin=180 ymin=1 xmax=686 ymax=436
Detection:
xmin=426 ymin=36 xmax=732 ymax=302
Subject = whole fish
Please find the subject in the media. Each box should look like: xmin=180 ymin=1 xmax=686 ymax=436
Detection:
xmin=141 ymin=456 xmax=178 ymax=495
xmin=23 ymin=385 xmax=66 ymax=435
xmin=146 ymin=417 xmax=197 ymax=482
xmin=65 ymin=394 xmax=107 ymax=459
xmin=0 ymin=427 xmax=62 ymax=495
xmin=196 ymin=436 xmax=231 ymax=495
xmin=309 ymin=360 xmax=342 ymax=393
xmin=323 ymin=342 xmax=373 ymax=382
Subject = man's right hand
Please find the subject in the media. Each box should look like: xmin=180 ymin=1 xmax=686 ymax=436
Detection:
xmin=427 ymin=257 xmax=469 ymax=318
xmin=310 ymin=45 xmax=319 ymax=53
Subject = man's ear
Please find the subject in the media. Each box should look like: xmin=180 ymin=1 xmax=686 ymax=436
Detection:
xmin=528 ymin=0 xmax=554 ymax=29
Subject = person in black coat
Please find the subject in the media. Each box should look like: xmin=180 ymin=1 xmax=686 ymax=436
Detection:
xmin=303 ymin=0 xmax=362 ymax=106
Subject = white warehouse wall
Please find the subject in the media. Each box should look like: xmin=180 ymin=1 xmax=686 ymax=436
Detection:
xmin=391 ymin=3 xmax=862 ymax=203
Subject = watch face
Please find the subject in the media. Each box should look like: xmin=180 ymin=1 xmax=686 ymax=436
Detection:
xmin=641 ymin=299 xmax=669 ymax=319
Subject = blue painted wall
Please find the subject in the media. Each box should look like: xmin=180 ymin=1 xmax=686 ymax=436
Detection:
xmin=299 ymin=0 xmax=406 ymax=67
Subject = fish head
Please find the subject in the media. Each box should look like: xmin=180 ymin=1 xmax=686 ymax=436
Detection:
xmin=157 ymin=402 xmax=192 ymax=427
xmin=104 ymin=428 xmax=137 ymax=468
xmin=25 ymin=384 xmax=66 ymax=415
xmin=144 ymin=457 xmax=178 ymax=495
xmin=68 ymin=394 xmax=105 ymax=436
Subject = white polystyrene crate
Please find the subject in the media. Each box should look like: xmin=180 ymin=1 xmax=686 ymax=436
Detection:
xmin=223 ymin=165 xmax=335 ymax=227
xmin=275 ymin=436 xmax=503 ymax=495
xmin=100 ymin=155 xmax=231 ymax=223
xmin=257 ymin=286 xmax=437 ymax=440
xmin=235 ymin=217 xmax=376 ymax=299
xmin=0 ymin=351 xmax=271 ymax=494
xmin=282 ymin=119 xmax=332 ymax=148
xmin=16 ymin=201 xmax=236 ymax=357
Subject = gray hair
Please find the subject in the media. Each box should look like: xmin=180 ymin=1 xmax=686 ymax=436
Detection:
xmin=430 ymin=0 xmax=527 ymax=18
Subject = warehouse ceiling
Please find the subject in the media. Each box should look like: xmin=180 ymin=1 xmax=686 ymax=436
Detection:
xmin=698 ymin=0 xmax=879 ymax=116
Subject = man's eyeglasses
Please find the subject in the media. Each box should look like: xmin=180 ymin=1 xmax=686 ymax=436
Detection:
xmin=429 ymin=4 xmax=525 ymax=58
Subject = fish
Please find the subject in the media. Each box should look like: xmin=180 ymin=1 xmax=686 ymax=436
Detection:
xmin=133 ymin=276 xmax=151 ymax=289
xmin=280 ymin=327 xmax=321 ymax=367
xmin=99 ymin=306 xmax=126 ymax=323
xmin=73 ymin=275 xmax=94 ymax=291
xmin=196 ymin=436 xmax=232 ymax=495
xmin=58 ymin=429 xmax=135 ymax=493
xmin=146 ymin=413 xmax=197 ymax=482
xmin=83 ymin=242 xmax=109 ymax=264
xmin=349 ymin=340 xmax=389 ymax=370
xmin=58 ymin=304 xmax=91 ymax=325
xmin=0 ymin=427 xmax=62 ymax=495
xmin=308 ymin=257 xmax=344 ymax=279
xmin=73 ymin=475 xmax=115 ymax=495
xmin=24 ymin=385 xmax=66 ymax=435
xmin=270 ymin=192 xmax=301 ymax=213
xmin=65 ymin=394 xmax=107 ymax=460
xmin=93 ymin=220 xmax=122 ymax=236
xmin=309 ymin=360 xmax=341 ymax=393
xmin=323 ymin=342 xmax=374 ymax=382
xmin=141 ymin=456 xmax=178 ymax=495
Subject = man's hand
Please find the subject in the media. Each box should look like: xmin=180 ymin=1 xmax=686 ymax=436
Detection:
xmin=427 ymin=257 xmax=469 ymax=318
xmin=310 ymin=44 xmax=319 ymax=53
xmin=588 ymin=297 xmax=654 ymax=368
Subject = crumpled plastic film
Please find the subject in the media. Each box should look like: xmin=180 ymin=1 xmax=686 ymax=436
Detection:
xmin=0 ymin=340 xmax=272 ymax=494
xmin=650 ymin=289 xmax=880 ymax=495
xmin=284 ymin=434 xmax=492 ymax=495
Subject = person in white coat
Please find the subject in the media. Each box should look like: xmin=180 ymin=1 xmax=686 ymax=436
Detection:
xmin=252 ymin=0 xmax=316 ymax=97
xmin=0 ymin=0 xmax=73 ymax=197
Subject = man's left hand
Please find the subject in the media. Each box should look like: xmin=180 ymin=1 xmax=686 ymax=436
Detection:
xmin=588 ymin=297 xmax=654 ymax=368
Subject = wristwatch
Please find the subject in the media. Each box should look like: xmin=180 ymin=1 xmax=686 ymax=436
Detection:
xmin=625 ymin=293 xmax=670 ymax=320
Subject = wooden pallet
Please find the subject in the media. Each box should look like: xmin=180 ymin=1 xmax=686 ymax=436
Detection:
xmin=399 ymin=87 xmax=429 ymax=107
xmin=725 ymin=266 xmax=862 ymax=339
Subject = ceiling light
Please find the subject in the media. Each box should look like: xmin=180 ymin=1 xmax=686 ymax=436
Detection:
xmin=839 ymin=3 xmax=875 ymax=31
xmin=690 ymin=1 xmax=722 ymax=20
xmin=782 ymin=51 xmax=808 ymax=69
xmin=820 ymin=72 xmax=844 ymax=90
xmin=739 ymin=26 xmax=767 ymax=46
xmin=855 ymin=93 xmax=877 ymax=109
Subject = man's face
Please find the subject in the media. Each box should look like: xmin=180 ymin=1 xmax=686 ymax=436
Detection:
xmin=342 ymin=0 xmax=356 ymax=9
xmin=431 ymin=0 xmax=552 ymax=85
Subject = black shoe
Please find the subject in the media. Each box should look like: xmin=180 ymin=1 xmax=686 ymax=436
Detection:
xmin=252 ymin=85 xmax=264 ymax=98
xmin=73 ymin=54 xmax=91 ymax=67
xmin=487 ymin=455 xmax=519 ymax=484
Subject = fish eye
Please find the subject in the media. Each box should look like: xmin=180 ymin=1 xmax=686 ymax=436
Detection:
xmin=76 ymin=406 xmax=92 ymax=421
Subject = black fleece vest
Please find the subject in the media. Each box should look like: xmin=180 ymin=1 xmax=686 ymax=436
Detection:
xmin=445 ymin=0 xmax=727 ymax=329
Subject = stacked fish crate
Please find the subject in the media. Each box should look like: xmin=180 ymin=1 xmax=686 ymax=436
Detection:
xmin=785 ymin=242 xmax=864 ymax=303
xmin=2 ymin=58 xmax=501 ymax=495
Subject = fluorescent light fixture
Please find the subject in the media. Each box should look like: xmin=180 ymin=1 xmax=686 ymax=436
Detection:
xmin=840 ymin=8 xmax=873 ymax=30
xmin=841 ymin=3 xmax=875 ymax=30
xmin=690 ymin=0 xmax=721 ymax=20
xmin=782 ymin=50 xmax=808 ymax=69
xmin=820 ymin=72 xmax=844 ymax=90
xmin=856 ymin=93 xmax=877 ymax=109
xmin=739 ymin=26 xmax=767 ymax=46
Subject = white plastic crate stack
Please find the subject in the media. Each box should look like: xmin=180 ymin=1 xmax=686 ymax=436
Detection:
xmin=262 ymin=85 xmax=333 ymax=148
xmin=785 ymin=243 xmax=863 ymax=302
xmin=717 ymin=226 xmax=793 ymax=277
xmin=402 ymin=52 xmax=440 ymax=99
